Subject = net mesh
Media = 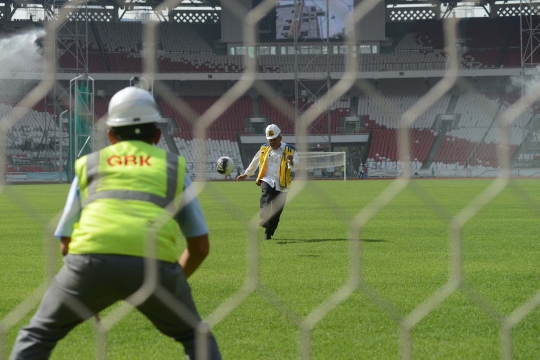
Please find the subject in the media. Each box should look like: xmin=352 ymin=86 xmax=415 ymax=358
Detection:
xmin=0 ymin=0 xmax=539 ymax=359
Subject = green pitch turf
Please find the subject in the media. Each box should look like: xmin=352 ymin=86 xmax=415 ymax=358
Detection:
xmin=1 ymin=179 xmax=540 ymax=359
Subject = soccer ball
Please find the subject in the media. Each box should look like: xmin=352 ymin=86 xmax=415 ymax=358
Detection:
xmin=216 ymin=156 xmax=234 ymax=176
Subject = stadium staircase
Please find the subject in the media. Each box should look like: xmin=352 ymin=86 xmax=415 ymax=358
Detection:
xmin=382 ymin=22 xmax=413 ymax=54
xmin=495 ymin=25 xmax=515 ymax=68
xmin=422 ymin=93 xmax=460 ymax=169
xmin=153 ymin=100 xmax=179 ymax=154
xmin=236 ymin=133 xmax=249 ymax=169
xmin=158 ymin=122 xmax=179 ymax=154
xmin=362 ymin=130 xmax=373 ymax=165
xmin=350 ymin=96 xmax=358 ymax=115
xmin=458 ymin=18 xmax=470 ymax=37
xmin=464 ymin=102 xmax=502 ymax=167
xmin=191 ymin=24 xmax=224 ymax=55
xmin=446 ymin=93 xmax=460 ymax=115
xmin=251 ymin=96 xmax=261 ymax=116
xmin=513 ymin=130 xmax=538 ymax=164
xmin=90 ymin=22 xmax=111 ymax=73
xmin=423 ymin=119 xmax=450 ymax=169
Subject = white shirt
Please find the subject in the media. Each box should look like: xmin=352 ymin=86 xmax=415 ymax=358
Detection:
xmin=244 ymin=142 xmax=299 ymax=192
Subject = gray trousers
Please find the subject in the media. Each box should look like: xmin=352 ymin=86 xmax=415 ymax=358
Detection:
xmin=259 ymin=181 xmax=287 ymax=237
xmin=10 ymin=254 xmax=221 ymax=360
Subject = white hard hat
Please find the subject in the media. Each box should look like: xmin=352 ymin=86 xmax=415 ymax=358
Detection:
xmin=106 ymin=87 xmax=164 ymax=127
xmin=265 ymin=124 xmax=281 ymax=139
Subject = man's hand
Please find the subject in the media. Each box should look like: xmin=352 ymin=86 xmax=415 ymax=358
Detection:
xmin=237 ymin=174 xmax=248 ymax=181
xmin=60 ymin=237 xmax=71 ymax=257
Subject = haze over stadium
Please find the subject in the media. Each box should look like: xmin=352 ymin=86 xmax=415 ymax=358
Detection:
xmin=2 ymin=0 xmax=540 ymax=358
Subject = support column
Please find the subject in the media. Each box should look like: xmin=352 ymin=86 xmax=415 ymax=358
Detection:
xmin=293 ymin=0 xmax=332 ymax=145
xmin=3 ymin=4 xmax=11 ymax=24
xmin=113 ymin=5 xmax=119 ymax=23
xmin=44 ymin=0 xmax=91 ymax=181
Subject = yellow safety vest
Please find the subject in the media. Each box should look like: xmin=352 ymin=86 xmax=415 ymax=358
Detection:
xmin=70 ymin=141 xmax=186 ymax=263
xmin=256 ymin=144 xmax=295 ymax=189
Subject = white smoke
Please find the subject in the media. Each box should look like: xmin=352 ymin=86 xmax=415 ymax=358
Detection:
xmin=504 ymin=69 xmax=537 ymax=130
xmin=0 ymin=29 xmax=45 ymax=105
xmin=0 ymin=29 xmax=45 ymax=74
xmin=509 ymin=66 xmax=540 ymax=97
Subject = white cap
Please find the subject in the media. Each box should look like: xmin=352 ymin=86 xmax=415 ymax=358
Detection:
xmin=265 ymin=124 xmax=281 ymax=139
xmin=106 ymin=87 xmax=165 ymax=127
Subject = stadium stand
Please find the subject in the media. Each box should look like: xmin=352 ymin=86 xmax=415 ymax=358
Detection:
xmin=4 ymin=87 xmax=530 ymax=174
xmin=160 ymin=54 xmax=245 ymax=73
xmin=358 ymin=93 xmax=450 ymax=130
xmin=173 ymin=137 xmax=243 ymax=179
xmin=366 ymin=129 xmax=436 ymax=170
xmin=358 ymin=89 xmax=532 ymax=171
xmin=469 ymin=127 xmax=524 ymax=168
xmin=359 ymin=93 xmax=449 ymax=169
xmin=159 ymin=96 xmax=252 ymax=141
xmin=5 ymin=104 xmax=65 ymax=172
xmin=431 ymin=93 xmax=499 ymax=169
xmin=2 ymin=15 xmax=536 ymax=177
xmin=57 ymin=21 xmax=108 ymax=73
xmin=429 ymin=91 xmax=531 ymax=170
xmin=432 ymin=127 xmax=487 ymax=169
xmin=98 ymin=22 xmax=141 ymax=53
xmin=94 ymin=96 xmax=109 ymax=120
xmin=464 ymin=93 xmax=532 ymax=169
xmin=158 ymin=23 xmax=213 ymax=54
xmin=0 ymin=17 xmax=529 ymax=74
xmin=258 ymin=95 xmax=353 ymax=135
xmin=259 ymin=96 xmax=297 ymax=135
xmin=0 ymin=19 xmax=39 ymax=35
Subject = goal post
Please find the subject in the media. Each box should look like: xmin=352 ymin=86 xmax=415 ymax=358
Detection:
xmin=297 ymin=152 xmax=347 ymax=180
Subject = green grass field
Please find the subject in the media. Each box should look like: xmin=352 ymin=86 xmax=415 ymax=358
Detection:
xmin=1 ymin=179 xmax=540 ymax=359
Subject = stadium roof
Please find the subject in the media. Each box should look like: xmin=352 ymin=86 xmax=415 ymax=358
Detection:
xmin=6 ymin=0 xmax=498 ymax=11
xmin=7 ymin=0 xmax=222 ymax=8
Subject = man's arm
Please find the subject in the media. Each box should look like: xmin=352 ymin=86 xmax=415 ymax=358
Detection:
xmin=238 ymin=149 xmax=261 ymax=181
xmin=179 ymin=234 xmax=209 ymax=279
xmin=55 ymin=177 xmax=82 ymax=255
xmin=176 ymin=175 xmax=211 ymax=278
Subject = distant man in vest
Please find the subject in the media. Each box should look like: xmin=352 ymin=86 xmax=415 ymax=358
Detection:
xmin=237 ymin=124 xmax=298 ymax=240
xmin=10 ymin=87 xmax=221 ymax=360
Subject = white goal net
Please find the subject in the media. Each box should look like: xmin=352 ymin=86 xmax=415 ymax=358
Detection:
xmin=297 ymin=152 xmax=346 ymax=180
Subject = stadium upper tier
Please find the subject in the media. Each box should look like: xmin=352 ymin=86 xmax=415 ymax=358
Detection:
xmin=3 ymin=16 xmax=531 ymax=74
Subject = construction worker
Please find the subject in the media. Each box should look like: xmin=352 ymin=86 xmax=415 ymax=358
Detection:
xmin=237 ymin=124 xmax=298 ymax=240
xmin=10 ymin=87 xmax=221 ymax=360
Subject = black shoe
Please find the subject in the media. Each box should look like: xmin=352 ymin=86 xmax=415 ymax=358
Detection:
xmin=259 ymin=219 xmax=269 ymax=228
xmin=264 ymin=232 xmax=272 ymax=240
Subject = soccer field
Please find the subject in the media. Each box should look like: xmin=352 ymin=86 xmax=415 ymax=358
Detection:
xmin=1 ymin=179 xmax=540 ymax=359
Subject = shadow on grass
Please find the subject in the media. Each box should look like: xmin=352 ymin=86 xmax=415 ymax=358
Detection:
xmin=363 ymin=239 xmax=388 ymax=243
xmin=274 ymin=238 xmax=388 ymax=245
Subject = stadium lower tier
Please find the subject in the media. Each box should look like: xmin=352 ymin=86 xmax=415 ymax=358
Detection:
xmin=6 ymin=128 xmax=525 ymax=174
xmin=3 ymin=90 xmax=532 ymax=174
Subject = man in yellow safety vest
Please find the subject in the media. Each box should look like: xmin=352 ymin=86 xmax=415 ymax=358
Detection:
xmin=237 ymin=124 xmax=298 ymax=240
xmin=10 ymin=87 xmax=221 ymax=360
